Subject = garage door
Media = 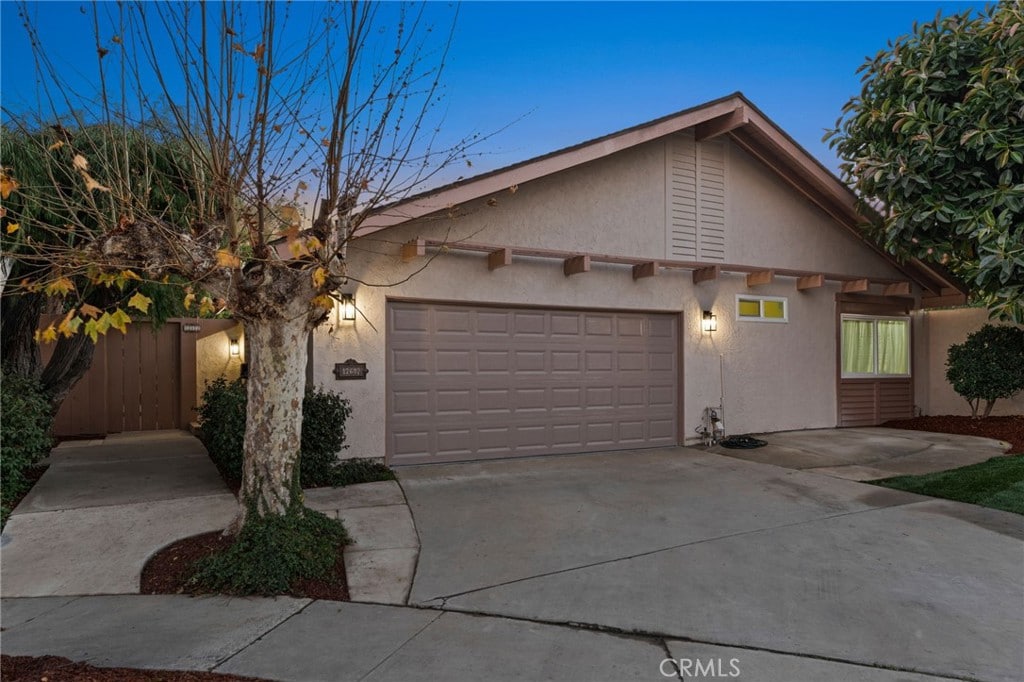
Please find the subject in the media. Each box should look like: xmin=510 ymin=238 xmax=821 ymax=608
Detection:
xmin=387 ymin=301 xmax=679 ymax=465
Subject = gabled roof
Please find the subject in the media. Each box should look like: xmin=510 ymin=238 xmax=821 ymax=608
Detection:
xmin=358 ymin=92 xmax=964 ymax=296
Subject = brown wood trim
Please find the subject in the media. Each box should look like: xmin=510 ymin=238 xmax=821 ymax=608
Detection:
xmin=487 ymin=248 xmax=512 ymax=270
xmin=692 ymin=265 xmax=719 ymax=285
xmin=632 ymin=261 xmax=659 ymax=280
xmin=563 ymin=255 xmax=590 ymax=276
xmin=746 ymin=270 xmax=774 ymax=287
xmin=420 ymin=239 xmax=911 ymax=287
xmin=922 ymin=292 xmax=969 ymax=308
xmin=694 ymin=106 xmax=749 ymax=141
xmin=841 ymin=279 xmax=870 ymax=293
xmin=401 ymin=238 xmax=426 ymax=262
xmin=883 ymin=282 xmax=912 ymax=296
xmin=797 ymin=274 xmax=824 ymax=291
xmin=676 ymin=311 xmax=685 ymax=447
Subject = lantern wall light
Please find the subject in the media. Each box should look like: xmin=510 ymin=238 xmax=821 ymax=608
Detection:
xmin=702 ymin=310 xmax=718 ymax=333
xmin=339 ymin=293 xmax=357 ymax=322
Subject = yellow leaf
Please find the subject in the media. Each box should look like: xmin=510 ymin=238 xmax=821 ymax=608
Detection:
xmin=33 ymin=328 xmax=41 ymax=343
xmin=198 ymin=296 xmax=215 ymax=317
xmin=311 ymin=294 xmax=334 ymax=310
xmin=0 ymin=172 xmax=18 ymax=199
xmin=306 ymin=236 xmax=322 ymax=251
xmin=79 ymin=303 xmax=102 ymax=319
xmin=44 ymin=277 xmax=76 ymax=297
xmin=288 ymin=239 xmax=308 ymax=259
xmin=93 ymin=272 xmax=118 ymax=288
xmin=73 ymin=154 xmax=89 ymax=170
xmin=58 ymin=311 xmax=83 ymax=338
xmin=109 ymin=308 xmax=131 ymax=334
xmin=84 ymin=318 xmax=100 ymax=342
xmin=40 ymin=324 xmax=58 ymax=344
xmin=95 ymin=312 xmax=112 ymax=335
xmin=311 ymin=267 xmax=327 ymax=288
xmin=119 ymin=269 xmax=142 ymax=281
xmin=127 ymin=292 xmax=152 ymax=314
xmin=183 ymin=292 xmax=196 ymax=310
xmin=216 ymin=250 xmax=241 ymax=268
xmin=48 ymin=140 xmax=65 ymax=152
xmin=6 ymin=222 xmax=19 ymax=234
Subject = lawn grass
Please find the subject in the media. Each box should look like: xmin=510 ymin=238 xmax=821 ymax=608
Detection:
xmin=873 ymin=455 xmax=1024 ymax=515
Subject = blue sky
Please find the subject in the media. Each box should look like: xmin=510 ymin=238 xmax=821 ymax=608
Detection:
xmin=1 ymin=1 xmax=981 ymax=179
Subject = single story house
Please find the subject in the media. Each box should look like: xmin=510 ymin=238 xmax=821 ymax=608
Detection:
xmin=50 ymin=93 xmax=1020 ymax=460
xmin=304 ymin=92 xmax=1010 ymax=466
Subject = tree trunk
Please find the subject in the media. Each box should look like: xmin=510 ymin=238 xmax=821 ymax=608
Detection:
xmin=236 ymin=308 xmax=310 ymax=527
xmin=0 ymin=292 xmax=43 ymax=378
xmin=39 ymin=333 xmax=97 ymax=410
xmin=982 ymin=399 xmax=996 ymax=419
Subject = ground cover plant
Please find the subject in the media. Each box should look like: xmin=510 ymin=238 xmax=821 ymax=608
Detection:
xmin=0 ymin=371 xmax=53 ymax=527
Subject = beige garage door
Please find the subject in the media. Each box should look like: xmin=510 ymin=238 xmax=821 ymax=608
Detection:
xmin=386 ymin=301 xmax=679 ymax=465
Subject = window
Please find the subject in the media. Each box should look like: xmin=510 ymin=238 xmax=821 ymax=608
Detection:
xmin=841 ymin=315 xmax=910 ymax=377
xmin=735 ymin=295 xmax=787 ymax=323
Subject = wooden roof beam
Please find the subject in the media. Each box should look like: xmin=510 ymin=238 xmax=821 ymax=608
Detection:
xmin=883 ymin=282 xmax=912 ymax=297
xmin=796 ymin=274 xmax=824 ymax=291
xmin=632 ymin=261 xmax=659 ymax=280
xmin=695 ymin=106 xmax=749 ymax=142
xmin=692 ymin=266 xmax=719 ymax=285
xmin=564 ymin=255 xmax=590 ymax=276
xmin=841 ymin=278 xmax=870 ymax=293
xmin=747 ymin=270 xmax=774 ymax=287
xmin=401 ymin=238 xmax=425 ymax=262
xmin=487 ymin=248 xmax=512 ymax=270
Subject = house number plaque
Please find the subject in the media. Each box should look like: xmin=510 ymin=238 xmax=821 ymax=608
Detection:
xmin=333 ymin=359 xmax=369 ymax=380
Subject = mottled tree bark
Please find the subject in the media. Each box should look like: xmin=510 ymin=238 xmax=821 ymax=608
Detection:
xmin=236 ymin=306 xmax=310 ymax=524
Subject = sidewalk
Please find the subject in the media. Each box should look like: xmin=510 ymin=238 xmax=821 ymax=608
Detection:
xmin=0 ymin=431 xmax=417 ymax=603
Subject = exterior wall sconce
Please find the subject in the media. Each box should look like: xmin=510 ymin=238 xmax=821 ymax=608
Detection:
xmin=339 ymin=293 xmax=357 ymax=322
xmin=702 ymin=310 xmax=718 ymax=333
xmin=229 ymin=339 xmax=240 ymax=356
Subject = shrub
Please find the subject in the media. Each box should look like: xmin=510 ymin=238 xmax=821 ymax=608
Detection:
xmin=300 ymin=386 xmax=352 ymax=486
xmin=197 ymin=378 xmax=390 ymax=488
xmin=946 ymin=324 xmax=1024 ymax=418
xmin=196 ymin=377 xmax=247 ymax=485
xmin=188 ymin=501 xmax=350 ymax=595
xmin=1 ymin=371 xmax=54 ymax=524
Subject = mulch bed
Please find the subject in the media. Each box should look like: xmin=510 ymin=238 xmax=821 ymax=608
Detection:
xmin=882 ymin=414 xmax=1024 ymax=454
xmin=1 ymin=655 xmax=267 ymax=682
xmin=140 ymin=531 xmax=349 ymax=601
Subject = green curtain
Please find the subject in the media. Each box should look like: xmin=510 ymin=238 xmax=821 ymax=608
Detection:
xmin=842 ymin=319 xmax=875 ymax=374
xmin=877 ymin=320 xmax=909 ymax=374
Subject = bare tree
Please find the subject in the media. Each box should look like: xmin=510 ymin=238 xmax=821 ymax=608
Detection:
xmin=1 ymin=1 xmax=477 ymax=530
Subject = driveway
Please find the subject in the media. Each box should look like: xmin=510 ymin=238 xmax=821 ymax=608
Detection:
xmin=399 ymin=446 xmax=1024 ymax=682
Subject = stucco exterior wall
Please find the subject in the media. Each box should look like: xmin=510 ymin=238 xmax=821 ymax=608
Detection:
xmin=914 ymin=308 xmax=1024 ymax=417
xmin=315 ymin=136 xmax=921 ymax=461
xmin=196 ymin=324 xmax=244 ymax=405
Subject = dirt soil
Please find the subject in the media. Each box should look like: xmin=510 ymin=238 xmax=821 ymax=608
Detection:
xmin=0 ymin=655 xmax=267 ymax=682
xmin=882 ymin=414 xmax=1024 ymax=454
xmin=140 ymin=531 xmax=350 ymax=601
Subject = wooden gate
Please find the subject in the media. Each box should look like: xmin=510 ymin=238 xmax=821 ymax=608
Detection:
xmin=50 ymin=322 xmax=188 ymax=437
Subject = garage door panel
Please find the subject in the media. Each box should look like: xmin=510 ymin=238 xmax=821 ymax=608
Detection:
xmin=387 ymin=302 xmax=679 ymax=465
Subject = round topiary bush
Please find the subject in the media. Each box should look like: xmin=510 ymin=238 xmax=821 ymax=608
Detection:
xmin=946 ymin=324 xmax=1024 ymax=418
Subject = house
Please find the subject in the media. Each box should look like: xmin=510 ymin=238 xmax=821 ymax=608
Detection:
xmin=306 ymin=92 xmax=987 ymax=466
xmin=50 ymin=93 xmax=1019 ymax=454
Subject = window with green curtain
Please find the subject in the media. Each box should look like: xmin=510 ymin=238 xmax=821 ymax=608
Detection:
xmin=842 ymin=319 xmax=875 ymax=374
xmin=877 ymin=319 xmax=910 ymax=374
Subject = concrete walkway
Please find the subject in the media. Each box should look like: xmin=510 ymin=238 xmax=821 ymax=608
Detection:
xmin=0 ymin=431 xmax=418 ymax=603
xmin=2 ymin=430 xmax=1022 ymax=681
xmin=709 ymin=427 xmax=1012 ymax=480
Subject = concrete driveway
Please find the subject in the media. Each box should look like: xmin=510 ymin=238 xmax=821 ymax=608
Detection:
xmin=399 ymin=446 xmax=1024 ymax=682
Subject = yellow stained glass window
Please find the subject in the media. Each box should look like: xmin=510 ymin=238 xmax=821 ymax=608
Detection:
xmin=763 ymin=300 xmax=785 ymax=318
xmin=738 ymin=300 xmax=761 ymax=317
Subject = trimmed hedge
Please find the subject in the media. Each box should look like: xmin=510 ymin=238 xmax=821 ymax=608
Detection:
xmin=197 ymin=378 xmax=394 ymax=488
xmin=1 ymin=371 xmax=53 ymax=525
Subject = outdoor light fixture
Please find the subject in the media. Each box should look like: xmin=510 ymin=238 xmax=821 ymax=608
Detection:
xmin=702 ymin=310 xmax=718 ymax=333
xmin=229 ymin=339 xmax=240 ymax=357
xmin=339 ymin=293 xmax=357 ymax=322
